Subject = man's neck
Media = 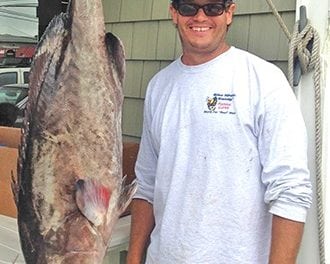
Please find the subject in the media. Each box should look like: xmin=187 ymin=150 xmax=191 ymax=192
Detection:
xmin=181 ymin=44 xmax=231 ymax=66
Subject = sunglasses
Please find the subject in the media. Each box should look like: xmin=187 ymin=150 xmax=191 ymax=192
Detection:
xmin=175 ymin=3 xmax=227 ymax=17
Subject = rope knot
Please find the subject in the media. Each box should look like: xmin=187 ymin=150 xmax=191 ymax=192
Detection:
xmin=288 ymin=20 xmax=320 ymax=87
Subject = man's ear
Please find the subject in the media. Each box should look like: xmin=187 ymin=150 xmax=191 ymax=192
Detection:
xmin=226 ymin=3 xmax=236 ymax=26
xmin=170 ymin=5 xmax=178 ymax=25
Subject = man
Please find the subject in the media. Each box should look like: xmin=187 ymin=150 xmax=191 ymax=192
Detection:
xmin=127 ymin=0 xmax=313 ymax=263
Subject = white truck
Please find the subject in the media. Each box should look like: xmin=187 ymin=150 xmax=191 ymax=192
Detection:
xmin=0 ymin=67 xmax=30 ymax=86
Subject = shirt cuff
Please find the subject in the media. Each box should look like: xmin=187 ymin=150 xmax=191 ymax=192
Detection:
xmin=269 ymin=200 xmax=308 ymax=222
xmin=133 ymin=193 xmax=154 ymax=205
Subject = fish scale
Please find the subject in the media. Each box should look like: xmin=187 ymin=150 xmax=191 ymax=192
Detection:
xmin=12 ymin=0 xmax=137 ymax=263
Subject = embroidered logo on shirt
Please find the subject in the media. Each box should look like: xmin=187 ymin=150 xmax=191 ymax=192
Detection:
xmin=204 ymin=93 xmax=236 ymax=114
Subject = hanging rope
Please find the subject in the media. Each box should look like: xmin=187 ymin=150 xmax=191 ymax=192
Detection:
xmin=264 ymin=1 xmax=325 ymax=264
xmin=264 ymin=0 xmax=291 ymax=40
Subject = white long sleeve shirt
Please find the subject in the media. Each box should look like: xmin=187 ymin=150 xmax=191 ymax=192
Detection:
xmin=134 ymin=47 xmax=312 ymax=264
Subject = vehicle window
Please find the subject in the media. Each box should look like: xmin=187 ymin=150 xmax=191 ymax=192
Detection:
xmin=0 ymin=87 xmax=26 ymax=104
xmin=15 ymin=88 xmax=28 ymax=103
xmin=0 ymin=72 xmax=18 ymax=86
xmin=23 ymin=71 xmax=30 ymax=83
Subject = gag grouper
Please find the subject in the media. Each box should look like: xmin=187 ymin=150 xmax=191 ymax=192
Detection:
xmin=12 ymin=0 xmax=137 ymax=263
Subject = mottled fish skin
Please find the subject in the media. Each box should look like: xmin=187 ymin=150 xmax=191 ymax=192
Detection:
xmin=14 ymin=0 xmax=136 ymax=263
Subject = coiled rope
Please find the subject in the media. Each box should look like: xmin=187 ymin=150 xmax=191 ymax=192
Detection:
xmin=265 ymin=1 xmax=325 ymax=263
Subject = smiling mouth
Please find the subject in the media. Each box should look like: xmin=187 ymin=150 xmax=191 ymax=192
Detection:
xmin=191 ymin=27 xmax=211 ymax=32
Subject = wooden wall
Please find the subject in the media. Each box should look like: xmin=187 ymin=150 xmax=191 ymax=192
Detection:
xmin=102 ymin=0 xmax=296 ymax=141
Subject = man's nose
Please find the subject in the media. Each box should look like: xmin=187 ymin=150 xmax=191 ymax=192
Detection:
xmin=194 ymin=8 xmax=208 ymax=20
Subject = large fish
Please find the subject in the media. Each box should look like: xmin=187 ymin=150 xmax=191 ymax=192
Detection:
xmin=12 ymin=0 xmax=137 ymax=263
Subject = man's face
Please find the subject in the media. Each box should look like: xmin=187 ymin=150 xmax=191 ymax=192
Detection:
xmin=170 ymin=0 xmax=236 ymax=62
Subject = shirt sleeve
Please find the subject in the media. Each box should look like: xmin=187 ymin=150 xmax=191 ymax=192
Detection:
xmin=258 ymin=68 xmax=313 ymax=222
xmin=133 ymin=85 xmax=158 ymax=204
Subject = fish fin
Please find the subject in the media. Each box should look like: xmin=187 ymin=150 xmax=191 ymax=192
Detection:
xmin=29 ymin=12 xmax=69 ymax=97
xmin=19 ymin=13 xmax=70 ymax=181
xmin=105 ymin=32 xmax=126 ymax=86
xmin=75 ymin=179 xmax=111 ymax=227
xmin=27 ymin=13 xmax=69 ymax=117
xmin=118 ymin=176 xmax=137 ymax=214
